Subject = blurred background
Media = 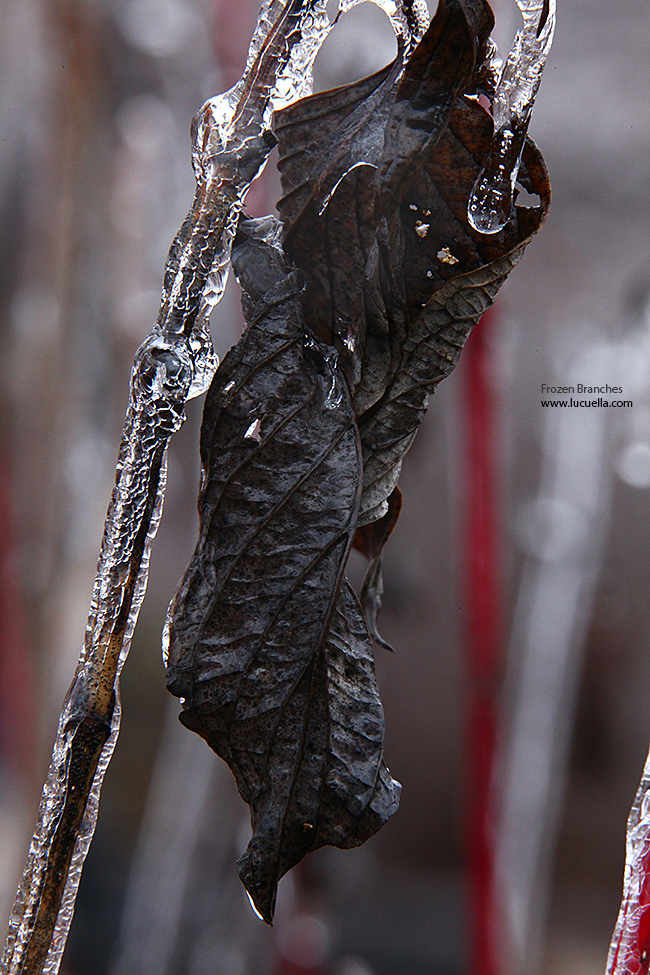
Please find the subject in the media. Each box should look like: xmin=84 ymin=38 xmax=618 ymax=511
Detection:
xmin=1 ymin=0 xmax=649 ymax=973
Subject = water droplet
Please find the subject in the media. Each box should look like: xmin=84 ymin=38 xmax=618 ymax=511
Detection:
xmin=467 ymin=0 xmax=556 ymax=234
xmin=468 ymin=123 xmax=525 ymax=235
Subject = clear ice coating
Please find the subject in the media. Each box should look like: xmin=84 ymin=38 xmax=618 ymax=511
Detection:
xmin=1 ymin=2 xmax=435 ymax=971
xmin=468 ymin=0 xmax=556 ymax=235
xmin=1 ymin=321 xmax=215 ymax=975
xmin=606 ymin=745 xmax=650 ymax=975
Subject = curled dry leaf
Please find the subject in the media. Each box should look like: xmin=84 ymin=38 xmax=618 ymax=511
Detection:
xmin=165 ymin=219 xmax=400 ymax=923
xmin=275 ymin=0 xmax=550 ymax=528
xmin=166 ymin=0 xmax=550 ymax=922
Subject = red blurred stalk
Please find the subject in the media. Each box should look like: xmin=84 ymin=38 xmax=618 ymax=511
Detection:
xmin=462 ymin=308 xmax=501 ymax=975
xmin=0 ymin=445 xmax=36 ymax=778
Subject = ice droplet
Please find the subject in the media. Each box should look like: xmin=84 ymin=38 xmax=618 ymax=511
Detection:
xmin=187 ymin=321 xmax=219 ymax=399
xmin=318 ymin=161 xmax=375 ymax=215
xmin=468 ymin=0 xmax=556 ymax=235
xmin=161 ymin=601 xmax=173 ymax=669
xmin=303 ymin=335 xmax=344 ymax=409
xmin=468 ymin=121 xmax=527 ymax=234
xmin=246 ymin=890 xmax=266 ymax=921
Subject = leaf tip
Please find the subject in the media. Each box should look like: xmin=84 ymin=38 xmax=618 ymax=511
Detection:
xmin=237 ymin=848 xmax=277 ymax=925
xmin=244 ymin=886 xmax=274 ymax=926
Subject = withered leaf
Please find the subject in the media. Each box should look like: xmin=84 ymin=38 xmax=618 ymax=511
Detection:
xmin=356 ymin=116 xmax=550 ymax=526
xmin=275 ymin=59 xmax=401 ymax=358
xmin=165 ymin=219 xmax=399 ymax=923
xmin=167 ymin=0 xmax=553 ymax=924
xmin=275 ymin=0 xmax=493 ymax=400
xmin=274 ymin=0 xmax=550 ymax=532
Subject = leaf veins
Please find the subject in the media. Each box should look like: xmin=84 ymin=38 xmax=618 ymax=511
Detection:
xmin=167 ymin=0 xmax=553 ymax=922
xmin=165 ymin=220 xmax=399 ymax=923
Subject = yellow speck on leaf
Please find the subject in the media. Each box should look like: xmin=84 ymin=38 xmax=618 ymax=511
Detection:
xmin=437 ymin=246 xmax=459 ymax=265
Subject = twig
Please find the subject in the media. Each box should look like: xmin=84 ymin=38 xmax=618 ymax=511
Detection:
xmin=1 ymin=2 xmax=335 ymax=970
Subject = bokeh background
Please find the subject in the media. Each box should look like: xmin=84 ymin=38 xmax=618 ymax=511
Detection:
xmin=1 ymin=0 xmax=650 ymax=973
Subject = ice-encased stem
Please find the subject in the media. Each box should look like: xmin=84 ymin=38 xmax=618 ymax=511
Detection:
xmin=606 ymin=745 xmax=650 ymax=975
xmin=2 ymin=1 xmax=431 ymax=970
xmin=468 ymin=0 xmax=556 ymax=235
xmin=1 ymin=325 xmax=213 ymax=975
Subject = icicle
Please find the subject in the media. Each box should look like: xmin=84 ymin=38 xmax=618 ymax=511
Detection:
xmin=196 ymin=0 xmax=428 ymax=156
xmin=468 ymin=0 xmax=556 ymax=235
xmin=607 ymin=745 xmax=650 ymax=975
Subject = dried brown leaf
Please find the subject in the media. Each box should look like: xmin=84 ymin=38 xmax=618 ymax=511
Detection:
xmin=165 ymin=220 xmax=399 ymax=923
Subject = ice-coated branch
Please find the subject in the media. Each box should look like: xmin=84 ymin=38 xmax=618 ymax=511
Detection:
xmin=1 ymin=327 xmax=210 ymax=975
xmin=0 ymin=0 xmax=481 ymax=969
xmin=2 ymin=1 xmax=367 ymax=970
xmin=606 ymin=745 xmax=650 ymax=975
xmin=468 ymin=0 xmax=556 ymax=234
